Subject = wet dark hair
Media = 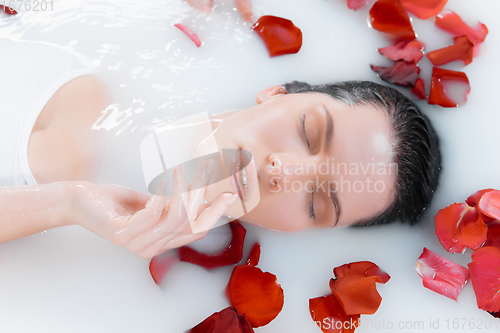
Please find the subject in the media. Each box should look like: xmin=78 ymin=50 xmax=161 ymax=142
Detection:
xmin=283 ymin=80 xmax=441 ymax=226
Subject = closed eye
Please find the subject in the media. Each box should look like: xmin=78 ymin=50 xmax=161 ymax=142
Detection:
xmin=300 ymin=114 xmax=310 ymax=149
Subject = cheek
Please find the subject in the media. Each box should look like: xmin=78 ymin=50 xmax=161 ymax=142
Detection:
xmin=244 ymin=191 xmax=309 ymax=232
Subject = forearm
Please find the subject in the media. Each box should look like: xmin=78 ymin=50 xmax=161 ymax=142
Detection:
xmin=0 ymin=182 xmax=73 ymax=243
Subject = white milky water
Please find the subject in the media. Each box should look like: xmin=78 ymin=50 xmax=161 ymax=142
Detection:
xmin=0 ymin=0 xmax=500 ymax=332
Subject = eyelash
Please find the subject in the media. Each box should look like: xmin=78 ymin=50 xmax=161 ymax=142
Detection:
xmin=300 ymin=114 xmax=310 ymax=149
xmin=309 ymin=190 xmax=316 ymax=220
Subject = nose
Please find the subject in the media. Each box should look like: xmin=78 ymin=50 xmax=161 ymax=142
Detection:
xmin=267 ymin=153 xmax=312 ymax=187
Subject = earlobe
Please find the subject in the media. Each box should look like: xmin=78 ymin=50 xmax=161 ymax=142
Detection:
xmin=256 ymin=85 xmax=288 ymax=104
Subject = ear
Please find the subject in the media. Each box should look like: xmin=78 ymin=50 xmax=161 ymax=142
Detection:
xmin=256 ymin=85 xmax=288 ymax=104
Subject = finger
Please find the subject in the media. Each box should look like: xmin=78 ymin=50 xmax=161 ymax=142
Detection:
xmin=185 ymin=0 xmax=214 ymax=13
xmin=153 ymin=192 xmax=237 ymax=253
xmin=191 ymin=192 xmax=238 ymax=234
xmin=155 ymin=228 xmax=212 ymax=255
xmin=124 ymin=169 xmax=190 ymax=254
xmin=137 ymin=202 xmax=211 ymax=258
xmin=186 ymin=158 xmax=214 ymax=222
xmin=119 ymin=181 xmax=167 ymax=238
xmin=235 ymin=0 xmax=254 ymax=22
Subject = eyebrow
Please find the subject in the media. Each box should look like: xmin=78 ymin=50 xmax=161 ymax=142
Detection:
xmin=323 ymin=105 xmax=334 ymax=154
xmin=322 ymin=105 xmax=341 ymax=227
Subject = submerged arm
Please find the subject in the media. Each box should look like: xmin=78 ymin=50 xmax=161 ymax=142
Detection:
xmin=0 ymin=162 xmax=236 ymax=259
xmin=0 ymin=182 xmax=71 ymax=243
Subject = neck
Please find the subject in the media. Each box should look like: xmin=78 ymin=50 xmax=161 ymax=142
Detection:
xmin=209 ymin=109 xmax=238 ymax=130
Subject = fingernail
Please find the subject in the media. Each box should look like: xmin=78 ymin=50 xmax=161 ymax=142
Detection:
xmin=227 ymin=193 xmax=238 ymax=205
xmin=206 ymin=158 xmax=215 ymax=174
xmin=161 ymin=179 xmax=167 ymax=189
xmin=180 ymin=163 xmax=186 ymax=175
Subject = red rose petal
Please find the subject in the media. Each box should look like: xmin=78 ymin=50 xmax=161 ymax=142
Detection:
xmin=246 ymin=242 xmax=261 ymax=267
xmin=466 ymin=189 xmax=496 ymax=207
xmin=174 ymin=23 xmax=202 ymax=47
xmin=226 ymin=265 xmax=284 ymax=327
xmin=468 ymin=246 xmax=500 ymax=312
xmin=178 ymin=220 xmax=246 ymax=270
xmin=467 ymin=189 xmax=497 ymax=224
xmin=428 ymin=67 xmax=470 ymax=108
xmin=149 ymin=251 xmax=179 ymax=285
xmin=427 ymin=36 xmax=474 ymax=66
xmin=400 ymin=0 xmax=448 ymax=20
xmin=333 ymin=261 xmax=391 ymax=284
xmin=378 ymin=40 xmax=424 ymax=63
xmin=416 ymin=247 xmax=470 ymax=301
xmin=251 ymin=15 xmax=302 ymax=57
xmin=478 ymin=191 xmax=500 ymax=220
xmin=369 ymin=0 xmax=416 ymax=40
xmin=370 ymin=61 xmax=420 ymax=87
xmin=485 ymin=223 xmax=500 ymax=249
xmin=329 ymin=276 xmax=382 ymax=315
xmin=0 ymin=5 xmax=17 ymax=15
xmin=435 ymin=11 xmax=488 ymax=45
xmin=347 ymin=0 xmax=374 ymax=10
xmin=411 ymin=78 xmax=427 ymax=99
xmin=309 ymin=294 xmax=360 ymax=333
xmin=191 ymin=307 xmax=254 ymax=333
xmin=434 ymin=202 xmax=487 ymax=253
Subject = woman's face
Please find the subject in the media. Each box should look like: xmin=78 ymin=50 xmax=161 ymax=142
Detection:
xmin=203 ymin=87 xmax=397 ymax=231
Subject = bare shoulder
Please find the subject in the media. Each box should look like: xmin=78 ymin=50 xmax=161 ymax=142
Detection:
xmin=52 ymin=74 xmax=111 ymax=124
xmin=29 ymin=74 xmax=112 ymax=184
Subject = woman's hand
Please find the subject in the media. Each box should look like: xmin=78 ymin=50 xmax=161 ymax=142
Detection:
xmin=185 ymin=0 xmax=254 ymax=22
xmin=66 ymin=159 xmax=238 ymax=259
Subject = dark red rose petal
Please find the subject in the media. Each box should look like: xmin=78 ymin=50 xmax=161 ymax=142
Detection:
xmin=309 ymin=294 xmax=360 ymax=333
xmin=226 ymin=265 xmax=284 ymax=327
xmin=411 ymin=78 xmax=427 ymax=99
xmin=489 ymin=311 xmax=500 ymax=319
xmin=427 ymin=36 xmax=474 ymax=66
xmin=434 ymin=202 xmax=487 ymax=253
xmin=428 ymin=67 xmax=470 ymax=108
xmin=435 ymin=11 xmax=488 ymax=45
xmin=333 ymin=261 xmax=390 ymax=284
xmin=416 ymin=247 xmax=470 ymax=301
xmin=246 ymin=242 xmax=261 ymax=267
xmin=378 ymin=40 xmax=424 ymax=63
xmin=370 ymin=61 xmax=420 ymax=87
xmin=478 ymin=191 xmax=500 ymax=221
xmin=149 ymin=251 xmax=179 ymax=285
xmin=191 ymin=307 xmax=254 ymax=333
xmin=251 ymin=15 xmax=302 ymax=57
xmin=347 ymin=0 xmax=374 ymax=10
xmin=400 ymin=0 xmax=448 ymax=20
xmin=0 ymin=5 xmax=17 ymax=15
xmin=369 ymin=0 xmax=416 ymax=40
xmin=178 ymin=220 xmax=246 ymax=270
xmin=174 ymin=23 xmax=202 ymax=47
xmin=485 ymin=223 xmax=500 ymax=249
xmin=468 ymin=246 xmax=500 ymax=312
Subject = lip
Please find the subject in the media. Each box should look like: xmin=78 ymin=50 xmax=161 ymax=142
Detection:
xmin=229 ymin=148 xmax=256 ymax=203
